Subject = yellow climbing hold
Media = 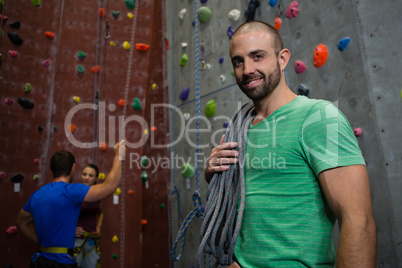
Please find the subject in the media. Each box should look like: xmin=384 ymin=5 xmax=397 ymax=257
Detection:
xmin=123 ymin=41 xmax=131 ymax=50
xmin=98 ymin=173 xmax=105 ymax=180
xmin=110 ymin=41 xmax=116 ymax=46
xmin=112 ymin=235 xmax=119 ymax=243
xmin=114 ymin=187 xmax=122 ymax=195
xmin=144 ymin=129 xmax=148 ymax=135
xmin=73 ymin=96 xmax=80 ymax=103
xmin=127 ymin=12 xmax=134 ymax=19
xmin=152 ymin=83 xmax=157 ymax=90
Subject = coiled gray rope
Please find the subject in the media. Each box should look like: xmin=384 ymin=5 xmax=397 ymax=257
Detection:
xmin=197 ymin=102 xmax=256 ymax=267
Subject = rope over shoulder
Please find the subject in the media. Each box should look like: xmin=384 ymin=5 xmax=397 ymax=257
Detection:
xmin=197 ymin=102 xmax=255 ymax=267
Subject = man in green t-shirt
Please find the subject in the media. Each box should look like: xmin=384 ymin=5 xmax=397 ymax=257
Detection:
xmin=204 ymin=21 xmax=376 ymax=267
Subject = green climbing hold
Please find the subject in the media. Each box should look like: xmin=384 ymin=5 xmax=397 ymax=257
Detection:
xmin=141 ymin=170 xmax=148 ymax=183
xmin=77 ymin=51 xmax=87 ymax=58
xmin=111 ymin=10 xmax=120 ymax=18
xmin=198 ymin=6 xmax=212 ymax=23
xmin=53 ymin=126 xmax=58 ymax=131
xmin=24 ymin=83 xmax=31 ymax=93
xmin=231 ymin=70 xmax=235 ymax=76
xmin=125 ymin=0 xmax=136 ymax=10
xmin=180 ymin=53 xmax=188 ymax=67
xmin=77 ymin=65 xmax=84 ymax=74
xmin=132 ymin=97 xmax=142 ymax=111
xmin=33 ymin=174 xmax=39 ymax=181
xmin=160 ymin=203 xmax=165 ymax=209
xmin=31 ymin=0 xmax=41 ymax=7
xmin=181 ymin=163 xmax=195 ymax=178
xmin=141 ymin=156 xmax=148 ymax=168
xmin=112 ymin=253 xmax=118 ymax=260
xmin=204 ymin=99 xmax=216 ymax=117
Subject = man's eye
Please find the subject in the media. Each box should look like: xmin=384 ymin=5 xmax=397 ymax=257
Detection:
xmin=233 ymin=60 xmax=242 ymax=66
xmin=254 ymin=54 xmax=263 ymax=59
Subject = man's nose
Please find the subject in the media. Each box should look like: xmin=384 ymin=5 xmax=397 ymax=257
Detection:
xmin=243 ymin=59 xmax=256 ymax=75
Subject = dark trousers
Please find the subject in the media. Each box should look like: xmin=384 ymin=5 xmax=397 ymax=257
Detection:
xmin=30 ymin=255 xmax=77 ymax=268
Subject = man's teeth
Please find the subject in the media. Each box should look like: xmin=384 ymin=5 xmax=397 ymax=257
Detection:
xmin=247 ymin=79 xmax=260 ymax=85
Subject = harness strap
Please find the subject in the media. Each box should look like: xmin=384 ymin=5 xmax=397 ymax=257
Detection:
xmin=40 ymin=246 xmax=74 ymax=255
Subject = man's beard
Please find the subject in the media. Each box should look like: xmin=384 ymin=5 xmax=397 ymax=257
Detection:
xmin=237 ymin=62 xmax=281 ymax=102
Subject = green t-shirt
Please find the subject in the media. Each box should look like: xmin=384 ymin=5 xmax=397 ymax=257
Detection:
xmin=235 ymin=96 xmax=365 ymax=267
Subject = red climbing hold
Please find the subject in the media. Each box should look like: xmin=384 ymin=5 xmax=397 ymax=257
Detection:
xmin=91 ymin=65 xmax=100 ymax=73
xmin=353 ymin=128 xmax=363 ymax=137
xmin=150 ymin=126 xmax=157 ymax=132
xmin=136 ymin=43 xmax=150 ymax=51
xmin=34 ymin=158 xmax=39 ymax=165
xmin=118 ymin=99 xmax=126 ymax=107
xmin=141 ymin=219 xmax=148 ymax=226
xmin=294 ymin=60 xmax=306 ymax=74
xmin=128 ymin=190 xmax=134 ymax=196
xmin=313 ymin=44 xmax=328 ymax=68
xmin=43 ymin=59 xmax=51 ymax=67
xmin=99 ymin=142 xmax=108 ymax=151
xmin=9 ymin=50 xmax=18 ymax=58
xmin=0 ymin=172 xmax=5 ymax=180
xmin=4 ymin=98 xmax=13 ymax=104
xmin=6 ymin=226 xmax=18 ymax=234
xmin=286 ymin=1 xmax=299 ymax=19
xmin=45 ymin=31 xmax=55 ymax=39
xmin=99 ymin=8 xmax=106 ymax=17
xmin=274 ymin=17 xmax=282 ymax=30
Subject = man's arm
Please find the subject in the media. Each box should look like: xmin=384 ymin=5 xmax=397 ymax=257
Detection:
xmin=84 ymin=140 xmax=126 ymax=202
xmin=16 ymin=208 xmax=38 ymax=243
xmin=318 ymin=165 xmax=376 ymax=267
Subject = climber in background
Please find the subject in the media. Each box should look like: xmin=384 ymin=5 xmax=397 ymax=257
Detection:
xmin=74 ymin=164 xmax=103 ymax=268
xmin=16 ymin=140 xmax=126 ymax=268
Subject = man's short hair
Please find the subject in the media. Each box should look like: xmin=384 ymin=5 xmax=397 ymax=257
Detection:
xmin=232 ymin=21 xmax=284 ymax=55
xmin=50 ymin=151 xmax=75 ymax=178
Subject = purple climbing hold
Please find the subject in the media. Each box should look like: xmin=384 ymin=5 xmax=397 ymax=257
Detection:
xmin=223 ymin=121 xmax=229 ymax=128
xmin=200 ymin=206 xmax=205 ymax=213
xmin=18 ymin=97 xmax=34 ymax=109
xmin=10 ymin=173 xmax=24 ymax=183
xmin=227 ymin=26 xmax=234 ymax=39
xmin=192 ymin=20 xmax=196 ymax=27
xmin=219 ymin=57 xmax=224 ymax=64
xmin=200 ymin=0 xmax=208 ymax=3
xmin=7 ymin=32 xmax=23 ymax=45
xmin=179 ymin=87 xmax=190 ymax=101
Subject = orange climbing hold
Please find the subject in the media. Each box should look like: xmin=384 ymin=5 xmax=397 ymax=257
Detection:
xmin=99 ymin=8 xmax=106 ymax=17
xmin=274 ymin=17 xmax=282 ymax=30
xmin=128 ymin=190 xmax=134 ymax=196
xmin=150 ymin=126 xmax=157 ymax=132
xmin=136 ymin=43 xmax=150 ymax=51
xmin=69 ymin=124 xmax=77 ymax=133
xmin=118 ymin=99 xmax=126 ymax=107
xmin=99 ymin=142 xmax=108 ymax=151
xmin=91 ymin=65 xmax=100 ymax=73
xmin=313 ymin=44 xmax=328 ymax=68
xmin=45 ymin=31 xmax=54 ymax=39
xmin=141 ymin=219 xmax=148 ymax=226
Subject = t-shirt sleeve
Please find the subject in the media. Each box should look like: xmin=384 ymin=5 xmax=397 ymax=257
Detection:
xmin=22 ymin=196 xmax=33 ymax=213
xmin=299 ymin=101 xmax=365 ymax=176
xmin=66 ymin=183 xmax=90 ymax=205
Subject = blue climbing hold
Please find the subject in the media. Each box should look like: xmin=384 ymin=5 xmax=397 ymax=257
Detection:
xmin=268 ymin=0 xmax=277 ymax=7
xmin=227 ymin=26 xmax=234 ymax=39
xmin=337 ymin=37 xmax=350 ymax=51
xmin=219 ymin=57 xmax=224 ymax=64
xmin=223 ymin=121 xmax=229 ymax=128
xmin=179 ymin=87 xmax=190 ymax=101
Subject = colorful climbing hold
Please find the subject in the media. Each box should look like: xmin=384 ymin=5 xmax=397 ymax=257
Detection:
xmin=43 ymin=59 xmax=51 ymax=67
xmin=141 ymin=219 xmax=148 ymax=226
xmin=313 ymin=44 xmax=328 ymax=68
xmin=286 ymin=1 xmax=299 ymax=19
xmin=24 ymin=83 xmax=31 ymax=93
xmin=45 ymin=31 xmax=54 ymax=40
xmin=69 ymin=124 xmax=77 ymax=133
xmin=200 ymin=0 xmax=208 ymax=3
xmin=184 ymin=113 xmax=191 ymax=121
xmin=127 ymin=13 xmax=134 ymax=19
xmin=111 ymin=10 xmax=120 ymax=19
xmin=228 ymin=9 xmax=240 ymax=21
xmin=7 ymin=32 xmax=23 ymax=45
xmin=4 ymin=98 xmax=13 ymax=105
xmin=99 ymin=142 xmax=108 ymax=151
xmin=204 ymin=99 xmax=216 ymax=117
xmin=219 ymin=57 xmax=224 ymax=64
xmin=141 ymin=171 xmax=148 ymax=183
xmin=34 ymin=158 xmax=39 ymax=165
xmin=77 ymin=65 xmax=84 ymax=74
xmin=18 ymin=98 xmax=34 ymax=109
xmin=125 ymin=0 xmax=136 ymax=9
xmin=198 ymin=6 xmax=212 ymax=23
xmin=31 ymin=0 xmax=41 ymax=7
xmin=128 ymin=190 xmax=134 ymax=196
xmin=150 ymin=126 xmax=157 ymax=132
xmin=160 ymin=203 xmax=165 ymax=209
xmin=268 ymin=0 xmax=277 ymax=7
xmin=141 ymin=156 xmax=148 ymax=168
xmin=8 ymin=50 xmax=18 ymax=58
xmin=73 ymin=96 xmax=80 ymax=103
xmin=0 ymin=172 xmax=6 ymax=180
xmin=10 ymin=173 xmax=24 ymax=183
xmin=297 ymin=84 xmax=310 ymax=96
xmin=6 ymin=226 xmax=18 ymax=234
xmin=132 ymin=97 xmax=142 ymax=111
xmin=179 ymin=87 xmax=190 ymax=101
xmin=53 ymin=126 xmax=58 ymax=131
xmin=144 ymin=129 xmax=148 ymax=135
xmin=99 ymin=8 xmax=106 ymax=17
xmin=337 ymin=37 xmax=351 ymax=51
xmin=118 ymin=99 xmax=126 ymax=107
xmin=178 ymin=8 xmax=187 ymax=20
xmin=135 ymin=43 xmax=150 ymax=51
xmin=112 ymin=253 xmax=118 ymax=260
xmin=98 ymin=173 xmax=105 ymax=180
xmin=91 ymin=65 xmax=100 ymax=73
xmin=180 ymin=53 xmax=188 ymax=67
xmin=112 ymin=235 xmax=119 ymax=243
xmin=294 ymin=60 xmax=306 ymax=74
xmin=353 ymin=128 xmax=363 ymax=137
xmin=123 ymin=41 xmax=131 ymax=50
xmin=114 ymin=187 xmax=122 ymax=195
xmin=181 ymin=163 xmax=195 ymax=178
xmin=110 ymin=41 xmax=116 ymax=46
xmin=223 ymin=121 xmax=229 ymax=128
xmin=77 ymin=51 xmax=87 ymax=58
xmin=227 ymin=26 xmax=234 ymax=39
xmin=274 ymin=17 xmax=282 ymax=31
xmin=33 ymin=174 xmax=39 ymax=181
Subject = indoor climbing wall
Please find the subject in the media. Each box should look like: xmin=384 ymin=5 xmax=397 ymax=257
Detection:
xmin=0 ymin=0 xmax=170 ymax=267
xmin=166 ymin=0 xmax=402 ymax=267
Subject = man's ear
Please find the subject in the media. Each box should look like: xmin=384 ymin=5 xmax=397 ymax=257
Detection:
xmin=278 ymin=48 xmax=291 ymax=71
xmin=72 ymin=163 xmax=76 ymax=173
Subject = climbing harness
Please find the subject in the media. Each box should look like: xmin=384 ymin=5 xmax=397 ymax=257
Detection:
xmin=74 ymin=232 xmax=101 ymax=260
xmin=196 ymin=103 xmax=255 ymax=266
xmin=40 ymin=246 xmax=74 ymax=255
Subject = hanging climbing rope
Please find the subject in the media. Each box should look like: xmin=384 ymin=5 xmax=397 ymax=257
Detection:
xmin=119 ymin=1 xmax=140 ymax=268
xmin=170 ymin=0 xmax=204 ymax=263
